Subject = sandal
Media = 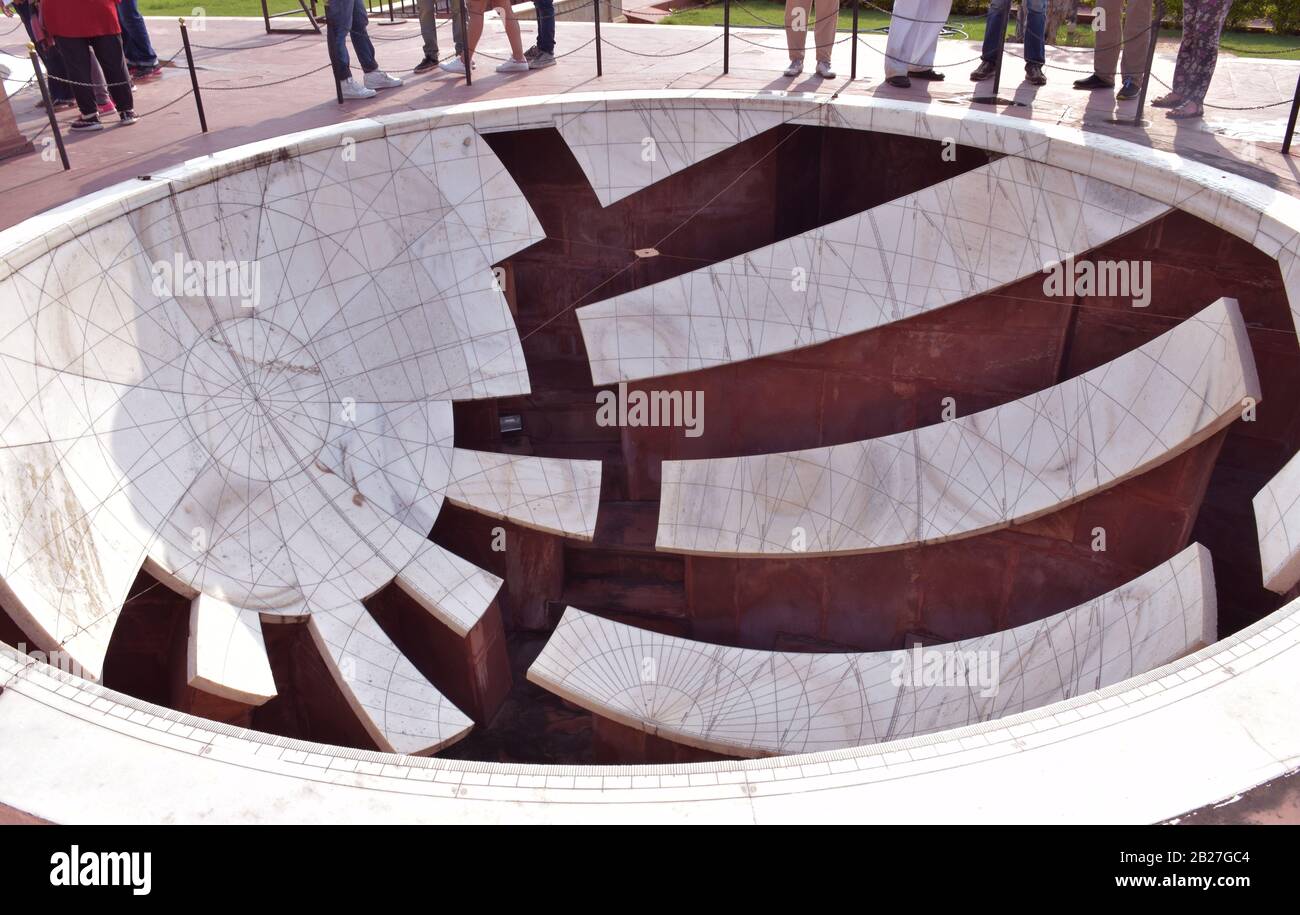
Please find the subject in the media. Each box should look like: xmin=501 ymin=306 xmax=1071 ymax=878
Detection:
xmin=1166 ymin=101 xmax=1203 ymax=120
xmin=1151 ymin=92 xmax=1183 ymax=109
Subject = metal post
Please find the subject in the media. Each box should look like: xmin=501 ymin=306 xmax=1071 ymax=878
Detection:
xmin=973 ymin=17 xmax=1006 ymax=105
xmin=594 ymin=0 xmax=603 ymax=77
xmin=850 ymin=0 xmax=859 ymax=80
xmin=723 ymin=0 xmax=730 ymax=75
xmin=27 ymin=44 xmax=69 ymax=171
xmin=179 ymin=20 xmax=208 ymax=133
xmin=1133 ymin=0 xmax=1165 ymax=126
xmin=990 ymin=38 xmax=1003 ymax=101
xmin=1284 ymin=72 xmax=1300 ymax=156
xmin=459 ymin=0 xmax=472 ymax=86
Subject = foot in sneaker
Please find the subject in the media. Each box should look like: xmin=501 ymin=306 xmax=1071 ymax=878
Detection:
xmin=783 ymin=59 xmax=803 ymax=77
xmin=69 ymin=115 xmax=103 ymax=131
xmin=970 ymin=59 xmax=996 ymax=81
xmin=363 ymin=69 xmax=403 ymax=90
xmin=1025 ymin=63 xmax=1046 ymax=86
xmin=524 ymin=45 xmax=540 ymax=61
xmin=339 ymin=77 xmax=377 ymax=99
xmin=119 ymin=109 xmax=138 ymax=126
xmin=497 ymin=57 xmax=529 ymax=73
xmin=130 ymin=65 xmax=162 ymax=81
xmin=97 ymin=101 xmax=117 ymax=115
xmin=413 ymin=56 xmax=438 ymax=74
xmin=815 ymin=60 xmax=836 ymax=79
xmin=440 ymin=58 xmax=466 ymax=74
xmin=527 ymin=51 xmax=555 ymax=69
xmin=1116 ymin=77 xmax=1141 ymax=100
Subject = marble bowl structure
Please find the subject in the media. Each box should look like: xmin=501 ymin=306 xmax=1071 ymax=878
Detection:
xmin=1 ymin=91 xmax=1299 ymax=824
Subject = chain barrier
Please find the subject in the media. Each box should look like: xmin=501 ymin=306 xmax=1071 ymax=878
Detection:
xmin=4 ymin=4 xmax=1300 ymax=163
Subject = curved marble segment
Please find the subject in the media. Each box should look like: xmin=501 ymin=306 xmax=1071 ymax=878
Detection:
xmin=577 ymin=156 xmax=1170 ymax=384
xmin=445 ymin=449 xmax=603 ymax=541
xmin=1280 ymin=246 xmax=1300 ymax=343
xmin=306 ymin=602 xmax=473 ymax=755
xmin=0 ymin=123 xmax=543 ymax=750
xmin=657 ymin=298 xmax=1259 ymax=556
xmin=1253 ymin=451 xmax=1300 ymax=594
xmin=528 ymin=544 xmax=1216 ymax=758
xmin=186 ymin=595 xmax=277 ymax=706
xmin=395 ymin=540 xmax=503 ymax=637
xmin=554 ymin=101 xmax=787 ymax=207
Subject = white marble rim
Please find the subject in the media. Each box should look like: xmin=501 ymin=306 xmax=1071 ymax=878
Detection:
xmin=2 ymin=90 xmax=1299 ymax=819
xmin=1 ymin=588 xmax=1296 ymax=783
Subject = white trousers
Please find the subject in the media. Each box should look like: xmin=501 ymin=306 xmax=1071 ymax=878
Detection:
xmin=884 ymin=0 xmax=952 ymax=78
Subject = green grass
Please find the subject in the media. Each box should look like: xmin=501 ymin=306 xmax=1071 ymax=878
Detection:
xmin=661 ymin=1 xmax=1300 ymax=60
xmin=134 ymin=0 xmax=1300 ymax=60
xmin=137 ymin=0 xmax=315 ymax=16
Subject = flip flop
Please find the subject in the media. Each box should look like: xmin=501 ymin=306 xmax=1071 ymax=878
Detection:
xmin=1151 ymin=93 xmax=1183 ymax=109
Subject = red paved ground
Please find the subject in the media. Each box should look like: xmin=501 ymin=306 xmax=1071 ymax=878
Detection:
xmin=1 ymin=15 xmax=1298 ymax=230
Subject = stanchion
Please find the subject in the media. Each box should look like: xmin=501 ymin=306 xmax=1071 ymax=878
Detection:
xmin=459 ymin=0 xmax=472 ymax=86
xmin=723 ymin=0 xmax=730 ymax=75
xmin=1283 ymin=73 xmax=1300 ymax=156
xmin=594 ymin=0 xmax=603 ymax=77
xmin=27 ymin=43 xmax=69 ymax=171
xmin=850 ymin=0 xmax=859 ymax=80
xmin=1133 ymin=0 xmax=1165 ymax=126
xmin=973 ymin=20 xmax=1006 ymax=105
xmin=179 ymin=19 xmax=208 ymax=133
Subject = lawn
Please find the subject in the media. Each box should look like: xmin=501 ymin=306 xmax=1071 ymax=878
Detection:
xmin=661 ymin=1 xmax=1300 ymax=60
xmin=134 ymin=0 xmax=1300 ymax=60
xmin=138 ymin=0 xmax=316 ymax=15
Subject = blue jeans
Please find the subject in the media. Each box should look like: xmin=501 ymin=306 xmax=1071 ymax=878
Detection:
xmin=327 ymin=0 xmax=379 ymax=81
xmin=981 ymin=0 xmax=1046 ymax=66
xmin=535 ymin=0 xmax=555 ymax=54
xmin=116 ymin=0 xmax=159 ymax=68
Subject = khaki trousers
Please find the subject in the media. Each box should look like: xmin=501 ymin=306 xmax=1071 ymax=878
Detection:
xmin=785 ymin=0 xmax=839 ymax=64
xmin=1093 ymin=0 xmax=1154 ymax=81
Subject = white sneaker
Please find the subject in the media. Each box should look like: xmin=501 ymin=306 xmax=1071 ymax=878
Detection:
xmin=364 ymin=69 xmax=403 ymax=90
xmin=783 ymin=59 xmax=803 ymax=77
xmin=339 ymin=77 xmax=376 ymax=99
xmin=440 ymin=58 xmax=466 ymax=73
xmin=496 ymin=57 xmax=529 ymax=73
xmin=816 ymin=60 xmax=836 ymax=79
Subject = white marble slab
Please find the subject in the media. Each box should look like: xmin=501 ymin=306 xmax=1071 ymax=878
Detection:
xmin=528 ymin=545 xmax=1215 ymax=758
xmin=554 ymin=100 xmax=787 ymax=207
xmin=1253 ymin=449 xmax=1300 ymax=594
xmin=658 ymin=298 xmax=1259 ymax=555
xmin=306 ymin=600 xmax=473 ymax=755
xmin=186 ymin=595 xmax=277 ymax=706
xmin=445 ymin=448 xmax=602 ymax=540
xmin=577 ymin=155 xmax=1170 ymax=384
